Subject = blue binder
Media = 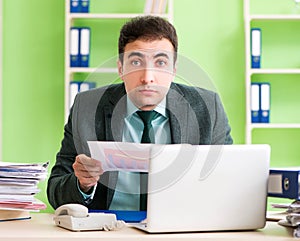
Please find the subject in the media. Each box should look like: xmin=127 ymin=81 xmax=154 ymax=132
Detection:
xmin=251 ymin=28 xmax=261 ymax=69
xmin=81 ymin=0 xmax=90 ymax=13
xmin=79 ymin=27 xmax=91 ymax=67
xmin=70 ymin=0 xmax=81 ymax=13
xmin=69 ymin=27 xmax=80 ymax=67
xmin=268 ymin=168 xmax=300 ymax=200
xmin=251 ymin=82 xmax=270 ymax=123
xmin=79 ymin=81 xmax=96 ymax=92
xmin=69 ymin=81 xmax=81 ymax=108
xmin=69 ymin=81 xmax=96 ymax=108
xmin=90 ymin=210 xmax=146 ymax=223
xmin=251 ymin=83 xmax=260 ymax=123
xmin=260 ymin=83 xmax=270 ymax=123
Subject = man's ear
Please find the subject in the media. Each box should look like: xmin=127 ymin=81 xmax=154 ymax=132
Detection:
xmin=173 ymin=61 xmax=177 ymax=77
xmin=117 ymin=60 xmax=123 ymax=80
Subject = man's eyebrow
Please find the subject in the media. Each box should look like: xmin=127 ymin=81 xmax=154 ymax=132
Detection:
xmin=154 ymin=52 xmax=170 ymax=59
xmin=127 ymin=52 xmax=144 ymax=59
xmin=127 ymin=51 xmax=170 ymax=59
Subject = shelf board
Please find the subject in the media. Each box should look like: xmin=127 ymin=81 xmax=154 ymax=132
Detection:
xmin=249 ymin=14 xmax=300 ymax=20
xmin=249 ymin=68 xmax=300 ymax=75
xmin=68 ymin=13 xmax=170 ymax=19
xmin=250 ymin=123 xmax=300 ymax=129
xmin=67 ymin=67 xmax=118 ymax=74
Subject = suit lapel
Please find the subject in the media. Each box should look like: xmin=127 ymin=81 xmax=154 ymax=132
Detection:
xmin=107 ymin=84 xmax=127 ymax=142
xmin=95 ymin=84 xmax=127 ymax=142
xmin=167 ymin=84 xmax=201 ymax=144
xmin=167 ymin=85 xmax=189 ymax=144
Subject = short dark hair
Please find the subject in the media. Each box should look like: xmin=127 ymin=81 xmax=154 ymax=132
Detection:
xmin=118 ymin=15 xmax=178 ymax=63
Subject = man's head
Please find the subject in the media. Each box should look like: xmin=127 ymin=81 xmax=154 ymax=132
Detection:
xmin=117 ymin=16 xmax=178 ymax=111
xmin=118 ymin=15 xmax=178 ymax=64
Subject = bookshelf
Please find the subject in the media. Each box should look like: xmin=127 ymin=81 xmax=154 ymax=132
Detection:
xmin=64 ymin=0 xmax=173 ymax=122
xmin=244 ymin=0 xmax=300 ymax=144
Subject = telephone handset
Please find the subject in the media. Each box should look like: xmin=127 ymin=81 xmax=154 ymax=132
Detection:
xmin=55 ymin=203 xmax=88 ymax=218
xmin=53 ymin=203 xmax=126 ymax=231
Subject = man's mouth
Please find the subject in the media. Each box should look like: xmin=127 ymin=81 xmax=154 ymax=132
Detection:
xmin=139 ymin=89 xmax=156 ymax=93
xmin=138 ymin=87 xmax=158 ymax=95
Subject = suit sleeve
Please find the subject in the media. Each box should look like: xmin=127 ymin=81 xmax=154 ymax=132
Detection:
xmin=211 ymin=93 xmax=233 ymax=144
xmin=46 ymin=108 xmax=87 ymax=209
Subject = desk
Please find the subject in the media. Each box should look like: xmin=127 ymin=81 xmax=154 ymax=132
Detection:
xmin=0 ymin=213 xmax=295 ymax=241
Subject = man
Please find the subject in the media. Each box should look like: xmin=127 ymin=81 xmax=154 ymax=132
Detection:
xmin=47 ymin=15 xmax=233 ymax=211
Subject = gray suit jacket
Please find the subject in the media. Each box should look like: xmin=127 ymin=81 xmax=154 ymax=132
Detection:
xmin=47 ymin=83 xmax=233 ymax=210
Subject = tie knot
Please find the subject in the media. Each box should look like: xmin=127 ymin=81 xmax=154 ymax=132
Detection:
xmin=137 ymin=110 xmax=160 ymax=125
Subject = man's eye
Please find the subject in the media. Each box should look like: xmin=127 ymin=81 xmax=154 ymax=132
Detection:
xmin=156 ymin=60 xmax=167 ymax=67
xmin=131 ymin=60 xmax=141 ymax=66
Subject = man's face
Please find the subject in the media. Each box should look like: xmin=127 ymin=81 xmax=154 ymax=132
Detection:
xmin=118 ymin=38 xmax=176 ymax=111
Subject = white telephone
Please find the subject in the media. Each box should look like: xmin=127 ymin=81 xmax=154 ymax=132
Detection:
xmin=53 ymin=203 xmax=126 ymax=231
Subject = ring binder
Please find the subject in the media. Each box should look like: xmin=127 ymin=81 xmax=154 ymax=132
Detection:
xmin=251 ymin=28 xmax=261 ymax=69
xmin=268 ymin=168 xmax=300 ymax=200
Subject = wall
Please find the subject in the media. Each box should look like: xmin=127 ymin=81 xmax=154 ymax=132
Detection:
xmin=2 ymin=0 xmax=65 ymax=212
xmin=2 ymin=0 xmax=297 ymax=212
xmin=174 ymin=0 xmax=245 ymax=144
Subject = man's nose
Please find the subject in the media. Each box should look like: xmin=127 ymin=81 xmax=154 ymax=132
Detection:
xmin=140 ymin=67 xmax=155 ymax=84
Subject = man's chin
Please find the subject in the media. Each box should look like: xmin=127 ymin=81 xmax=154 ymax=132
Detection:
xmin=134 ymin=99 xmax=160 ymax=110
xmin=138 ymin=105 xmax=157 ymax=111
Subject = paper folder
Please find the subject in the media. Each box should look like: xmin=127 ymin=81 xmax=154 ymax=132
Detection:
xmin=69 ymin=81 xmax=96 ymax=108
xmin=79 ymin=27 xmax=90 ymax=67
xmin=251 ymin=83 xmax=260 ymax=123
xmin=81 ymin=0 xmax=90 ymax=13
xmin=90 ymin=210 xmax=146 ymax=223
xmin=260 ymin=83 xmax=270 ymax=123
xmin=251 ymin=28 xmax=261 ymax=69
xmin=80 ymin=82 xmax=95 ymax=92
xmin=70 ymin=0 xmax=89 ymax=13
xmin=69 ymin=81 xmax=81 ymax=108
xmin=70 ymin=28 xmax=80 ymax=67
xmin=70 ymin=0 xmax=80 ymax=13
xmin=268 ymin=168 xmax=300 ymax=200
xmin=251 ymin=82 xmax=270 ymax=123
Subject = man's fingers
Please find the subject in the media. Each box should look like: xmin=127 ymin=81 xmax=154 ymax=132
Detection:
xmin=73 ymin=154 xmax=105 ymax=192
xmin=75 ymin=169 xmax=102 ymax=178
xmin=74 ymin=154 xmax=103 ymax=174
xmin=76 ymin=154 xmax=102 ymax=166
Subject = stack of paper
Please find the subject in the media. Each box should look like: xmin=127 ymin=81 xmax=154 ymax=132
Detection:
xmin=271 ymin=201 xmax=300 ymax=238
xmin=0 ymin=161 xmax=48 ymax=213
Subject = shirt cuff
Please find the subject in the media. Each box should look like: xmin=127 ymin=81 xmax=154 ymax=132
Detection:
xmin=76 ymin=179 xmax=97 ymax=203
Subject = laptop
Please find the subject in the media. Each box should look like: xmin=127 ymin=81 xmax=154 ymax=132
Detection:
xmin=131 ymin=144 xmax=270 ymax=233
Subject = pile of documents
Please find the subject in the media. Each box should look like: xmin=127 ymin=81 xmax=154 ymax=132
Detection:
xmin=272 ymin=201 xmax=300 ymax=238
xmin=0 ymin=161 xmax=48 ymax=214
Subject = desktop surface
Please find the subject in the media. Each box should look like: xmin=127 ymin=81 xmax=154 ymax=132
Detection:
xmin=0 ymin=213 xmax=295 ymax=241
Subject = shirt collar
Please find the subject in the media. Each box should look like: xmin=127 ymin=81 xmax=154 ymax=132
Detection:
xmin=126 ymin=96 xmax=167 ymax=118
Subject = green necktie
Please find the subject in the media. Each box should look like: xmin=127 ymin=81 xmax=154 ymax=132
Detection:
xmin=136 ymin=110 xmax=160 ymax=211
xmin=137 ymin=110 xmax=160 ymax=143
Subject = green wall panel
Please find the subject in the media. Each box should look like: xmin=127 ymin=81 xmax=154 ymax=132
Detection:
xmin=2 ymin=0 xmax=65 ymax=212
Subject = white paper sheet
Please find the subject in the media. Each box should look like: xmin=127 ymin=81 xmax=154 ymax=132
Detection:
xmin=88 ymin=141 xmax=152 ymax=172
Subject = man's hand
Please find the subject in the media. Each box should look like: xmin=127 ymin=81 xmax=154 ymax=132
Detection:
xmin=73 ymin=154 xmax=104 ymax=193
